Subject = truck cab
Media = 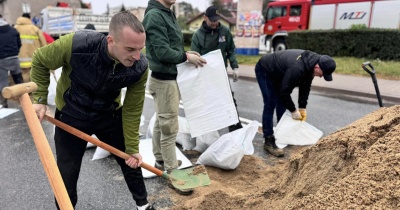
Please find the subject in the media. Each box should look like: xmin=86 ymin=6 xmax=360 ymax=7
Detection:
xmin=40 ymin=6 xmax=111 ymax=39
xmin=261 ymin=0 xmax=311 ymax=53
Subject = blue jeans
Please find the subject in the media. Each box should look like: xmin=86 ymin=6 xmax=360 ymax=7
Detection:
xmin=255 ymin=62 xmax=286 ymax=137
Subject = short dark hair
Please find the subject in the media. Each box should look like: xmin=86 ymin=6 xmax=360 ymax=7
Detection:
xmin=22 ymin=13 xmax=31 ymax=19
xmin=109 ymin=11 xmax=144 ymax=40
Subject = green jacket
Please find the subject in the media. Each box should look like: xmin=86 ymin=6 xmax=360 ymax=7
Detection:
xmin=142 ymin=0 xmax=186 ymax=78
xmin=30 ymin=32 xmax=148 ymax=154
xmin=191 ymin=21 xmax=238 ymax=69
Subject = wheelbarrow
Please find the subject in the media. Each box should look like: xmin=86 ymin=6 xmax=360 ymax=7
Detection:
xmin=362 ymin=61 xmax=383 ymax=107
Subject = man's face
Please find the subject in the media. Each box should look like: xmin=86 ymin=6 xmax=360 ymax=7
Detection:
xmin=107 ymin=27 xmax=145 ymax=67
xmin=158 ymin=0 xmax=176 ymax=8
xmin=204 ymin=16 xmax=219 ymax=29
xmin=313 ymin=64 xmax=323 ymax=78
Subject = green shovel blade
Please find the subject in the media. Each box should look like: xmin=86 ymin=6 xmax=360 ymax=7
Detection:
xmin=169 ymin=165 xmax=211 ymax=190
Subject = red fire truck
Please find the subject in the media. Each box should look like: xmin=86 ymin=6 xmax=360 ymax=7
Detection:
xmin=260 ymin=0 xmax=400 ymax=53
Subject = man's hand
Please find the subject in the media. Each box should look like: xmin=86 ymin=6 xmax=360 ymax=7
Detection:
xmin=186 ymin=52 xmax=207 ymax=67
xmin=291 ymin=110 xmax=303 ymax=121
xmin=125 ymin=153 xmax=143 ymax=169
xmin=232 ymin=68 xmax=239 ymax=82
xmin=33 ymin=104 xmax=47 ymax=122
xmin=186 ymin=51 xmax=201 ymax=57
xmin=299 ymin=108 xmax=307 ymax=121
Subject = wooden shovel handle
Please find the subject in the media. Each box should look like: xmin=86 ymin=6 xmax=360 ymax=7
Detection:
xmin=2 ymin=82 xmax=37 ymax=98
xmin=44 ymin=115 xmax=166 ymax=178
xmin=18 ymin=94 xmax=73 ymax=210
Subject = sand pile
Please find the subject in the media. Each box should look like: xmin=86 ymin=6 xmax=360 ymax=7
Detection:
xmin=170 ymin=105 xmax=400 ymax=209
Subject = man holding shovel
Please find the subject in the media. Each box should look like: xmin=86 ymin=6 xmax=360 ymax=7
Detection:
xmin=30 ymin=11 xmax=155 ymax=210
xmin=255 ymin=49 xmax=336 ymax=158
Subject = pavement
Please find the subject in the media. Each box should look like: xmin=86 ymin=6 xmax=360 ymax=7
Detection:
xmin=228 ymin=65 xmax=400 ymax=106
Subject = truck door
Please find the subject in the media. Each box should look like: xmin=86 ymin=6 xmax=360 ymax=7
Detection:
xmin=281 ymin=4 xmax=306 ymax=31
xmin=264 ymin=6 xmax=287 ymax=35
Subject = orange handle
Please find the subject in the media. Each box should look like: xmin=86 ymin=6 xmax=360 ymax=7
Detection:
xmin=19 ymin=94 xmax=73 ymax=210
xmin=2 ymin=82 xmax=37 ymax=98
xmin=44 ymin=115 xmax=166 ymax=178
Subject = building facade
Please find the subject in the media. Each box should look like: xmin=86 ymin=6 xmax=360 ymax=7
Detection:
xmin=0 ymin=0 xmax=80 ymax=25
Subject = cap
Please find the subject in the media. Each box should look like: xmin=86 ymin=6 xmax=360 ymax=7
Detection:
xmin=205 ymin=6 xmax=220 ymax=22
xmin=84 ymin=23 xmax=96 ymax=30
xmin=318 ymin=55 xmax=336 ymax=81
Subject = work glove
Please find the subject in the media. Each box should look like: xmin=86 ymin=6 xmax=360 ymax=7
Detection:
xmin=186 ymin=51 xmax=207 ymax=67
xmin=291 ymin=110 xmax=303 ymax=121
xmin=232 ymin=68 xmax=239 ymax=82
xmin=299 ymin=108 xmax=306 ymax=122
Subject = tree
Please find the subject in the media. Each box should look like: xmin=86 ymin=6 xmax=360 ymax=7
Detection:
xmin=211 ymin=0 xmax=231 ymax=17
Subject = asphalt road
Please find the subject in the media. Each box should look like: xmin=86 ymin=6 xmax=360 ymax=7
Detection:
xmin=0 ymin=78 xmax=379 ymax=210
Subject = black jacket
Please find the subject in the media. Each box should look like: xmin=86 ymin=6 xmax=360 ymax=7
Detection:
xmin=258 ymin=49 xmax=321 ymax=112
xmin=0 ymin=23 xmax=21 ymax=59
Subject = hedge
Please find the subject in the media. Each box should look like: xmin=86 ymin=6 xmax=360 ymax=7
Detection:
xmin=287 ymin=29 xmax=400 ymax=61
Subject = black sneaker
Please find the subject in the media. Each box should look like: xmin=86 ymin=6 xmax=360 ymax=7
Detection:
xmin=154 ymin=160 xmax=182 ymax=171
xmin=154 ymin=160 xmax=164 ymax=171
xmin=137 ymin=203 xmax=155 ymax=210
xmin=264 ymin=135 xmax=284 ymax=157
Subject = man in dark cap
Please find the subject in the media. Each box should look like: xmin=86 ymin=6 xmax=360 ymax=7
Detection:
xmin=191 ymin=5 xmax=243 ymax=132
xmin=255 ymin=49 xmax=336 ymax=157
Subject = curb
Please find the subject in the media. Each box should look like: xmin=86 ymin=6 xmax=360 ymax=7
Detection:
xmin=227 ymin=73 xmax=400 ymax=106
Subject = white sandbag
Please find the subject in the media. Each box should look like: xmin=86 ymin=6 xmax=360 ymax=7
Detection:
xmin=196 ymin=121 xmax=259 ymax=170
xmin=91 ymin=147 xmax=111 ymax=160
xmin=192 ymin=130 xmax=220 ymax=153
xmin=177 ymin=50 xmax=238 ymax=137
xmin=90 ymin=134 xmax=111 ymax=160
xmin=275 ymin=111 xmax=323 ymax=149
xmin=176 ymin=133 xmax=196 ymax=151
xmin=146 ymin=113 xmax=156 ymax=139
xmin=86 ymin=142 xmax=96 ymax=148
xmin=47 ymin=68 xmax=62 ymax=105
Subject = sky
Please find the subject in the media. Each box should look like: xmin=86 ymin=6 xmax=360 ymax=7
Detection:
xmin=82 ymin=0 xmax=212 ymax=15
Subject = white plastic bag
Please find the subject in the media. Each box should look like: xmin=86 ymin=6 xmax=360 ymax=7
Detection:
xmin=89 ymin=134 xmax=111 ymax=160
xmin=193 ymin=130 xmax=220 ymax=153
xmin=275 ymin=111 xmax=323 ymax=148
xmin=196 ymin=121 xmax=259 ymax=170
xmin=47 ymin=68 xmax=62 ymax=105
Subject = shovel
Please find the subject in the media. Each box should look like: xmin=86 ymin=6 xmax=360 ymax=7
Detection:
xmin=362 ymin=61 xmax=383 ymax=107
xmin=44 ymin=115 xmax=211 ymax=190
xmin=2 ymin=82 xmax=73 ymax=210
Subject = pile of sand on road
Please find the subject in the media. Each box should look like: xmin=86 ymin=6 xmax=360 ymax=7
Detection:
xmin=171 ymin=105 xmax=400 ymax=209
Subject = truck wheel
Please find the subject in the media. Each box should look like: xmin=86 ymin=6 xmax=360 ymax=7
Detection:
xmin=273 ymin=39 xmax=286 ymax=51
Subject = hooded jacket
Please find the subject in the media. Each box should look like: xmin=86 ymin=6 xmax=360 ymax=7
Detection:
xmin=0 ymin=19 xmax=21 ymax=59
xmin=14 ymin=17 xmax=47 ymax=68
xmin=258 ymin=49 xmax=321 ymax=112
xmin=31 ymin=30 xmax=148 ymax=154
xmin=191 ymin=21 xmax=238 ymax=69
xmin=142 ymin=0 xmax=186 ymax=79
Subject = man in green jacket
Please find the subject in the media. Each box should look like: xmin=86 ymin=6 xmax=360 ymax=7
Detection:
xmin=142 ymin=0 xmax=206 ymax=196
xmin=31 ymin=11 xmax=154 ymax=210
xmin=191 ymin=6 xmax=243 ymax=132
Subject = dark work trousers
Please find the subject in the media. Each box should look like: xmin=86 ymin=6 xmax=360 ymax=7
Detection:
xmin=228 ymin=81 xmax=243 ymax=132
xmin=54 ymin=109 xmax=148 ymax=209
xmin=255 ymin=62 xmax=286 ymax=137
